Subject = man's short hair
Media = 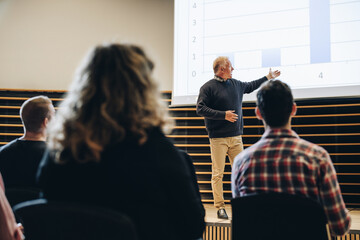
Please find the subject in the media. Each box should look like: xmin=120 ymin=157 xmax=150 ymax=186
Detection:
xmin=213 ymin=56 xmax=228 ymax=74
xmin=256 ymin=80 xmax=294 ymax=127
xmin=20 ymin=96 xmax=53 ymax=133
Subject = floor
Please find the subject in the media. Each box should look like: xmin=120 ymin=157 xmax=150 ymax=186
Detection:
xmin=204 ymin=204 xmax=231 ymax=226
xmin=204 ymin=204 xmax=360 ymax=232
xmin=348 ymin=208 xmax=360 ymax=232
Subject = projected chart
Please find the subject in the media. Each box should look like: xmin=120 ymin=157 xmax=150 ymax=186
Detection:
xmin=173 ymin=0 xmax=360 ymax=105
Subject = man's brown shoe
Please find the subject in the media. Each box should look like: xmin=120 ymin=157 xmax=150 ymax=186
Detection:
xmin=217 ymin=208 xmax=229 ymax=219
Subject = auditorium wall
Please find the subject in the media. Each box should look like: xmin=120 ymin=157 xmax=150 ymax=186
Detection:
xmin=0 ymin=0 xmax=174 ymax=91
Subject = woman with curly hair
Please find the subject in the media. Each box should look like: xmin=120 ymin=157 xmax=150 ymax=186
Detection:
xmin=37 ymin=43 xmax=205 ymax=240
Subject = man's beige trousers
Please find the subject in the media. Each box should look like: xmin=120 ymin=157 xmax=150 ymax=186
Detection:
xmin=209 ymin=135 xmax=243 ymax=209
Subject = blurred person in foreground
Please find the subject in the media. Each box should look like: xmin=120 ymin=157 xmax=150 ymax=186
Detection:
xmin=232 ymin=80 xmax=351 ymax=236
xmin=37 ymin=43 xmax=205 ymax=240
xmin=0 ymin=96 xmax=54 ymax=188
xmin=0 ymin=173 xmax=24 ymax=240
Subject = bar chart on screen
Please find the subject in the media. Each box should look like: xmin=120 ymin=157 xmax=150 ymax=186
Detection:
xmin=173 ymin=0 xmax=360 ymax=106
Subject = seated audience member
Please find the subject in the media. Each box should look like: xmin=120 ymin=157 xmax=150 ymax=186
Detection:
xmin=37 ymin=43 xmax=205 ymax=240
xmin=0 ymin=96 xmax=55 ymax=188
xmin=0 ymin=173 xmax=24 ymax=240
xmin=232 ymin=80 xmax=351 ymax=236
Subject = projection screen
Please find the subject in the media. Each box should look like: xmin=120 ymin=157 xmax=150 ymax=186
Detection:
xmin=172 ymin=0 xmax=360 ymax=106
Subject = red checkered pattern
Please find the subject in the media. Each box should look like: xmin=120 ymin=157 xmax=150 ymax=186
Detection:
xmin=232 ymin=128 xmax=351 ymax=236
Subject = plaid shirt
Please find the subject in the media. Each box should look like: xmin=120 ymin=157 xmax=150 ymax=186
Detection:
xmin=232 ymin=128 xmax=351 ymax=236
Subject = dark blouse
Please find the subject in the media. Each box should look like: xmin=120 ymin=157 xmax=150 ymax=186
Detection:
xmin=37 ymin=128 xmax=205 ymax=240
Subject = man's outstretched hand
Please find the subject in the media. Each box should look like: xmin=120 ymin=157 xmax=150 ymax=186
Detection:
xmin=266 ymin=68 xmax=281 ymax=80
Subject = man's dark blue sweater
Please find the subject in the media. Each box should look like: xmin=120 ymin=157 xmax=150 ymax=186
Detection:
xmin=196 ymin=76 xmax=268 ymax=138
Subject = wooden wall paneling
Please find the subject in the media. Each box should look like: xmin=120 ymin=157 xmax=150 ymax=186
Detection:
xmin=0 ymin=89 xmax=359 ymax=207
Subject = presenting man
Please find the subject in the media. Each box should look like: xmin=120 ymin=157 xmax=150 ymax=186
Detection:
xmin=232 ymin=80 xmax=351 ymax=235
xmin=196 ymin=56 xmax=280 ymax=219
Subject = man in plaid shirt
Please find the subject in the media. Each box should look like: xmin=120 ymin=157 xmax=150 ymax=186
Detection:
xmin=232 ymin=80 xmax=351 ymax=236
